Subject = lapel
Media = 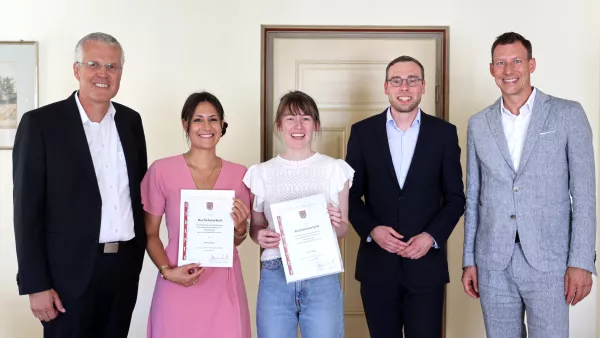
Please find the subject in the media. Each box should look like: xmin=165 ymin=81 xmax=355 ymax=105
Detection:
xmin=374 ymin=110 xmax=399 ymax=189
xmin=64 ymin=92 xmax=101 ymax=195
xmin=374 ymin=108 xmax=430 ymax=191
xmin=516 ymin=90 xmax=551 ymax=178
xmin=486 ymin=98 xmax=516 ymax=174
xmin=114 ymin=107 xmax=138 ymax=191
xmin=401 ymin=111 xmax=430 ymax=191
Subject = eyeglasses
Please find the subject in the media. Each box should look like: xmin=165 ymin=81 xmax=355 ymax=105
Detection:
xmin=76 ymin=60 xmax=122 ymax=73
xmin=386 ymin=77 xmax=423 ymax=87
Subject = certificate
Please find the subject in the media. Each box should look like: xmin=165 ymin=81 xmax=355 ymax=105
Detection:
xmin=178 ymin=189 xmax=235 ymax=268
xmin=269 ymin=193 xmax=344 ymax=283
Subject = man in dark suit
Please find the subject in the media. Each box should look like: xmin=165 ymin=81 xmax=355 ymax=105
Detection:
xmin=346 ymin=55 xmax=465 ymax=338
xmin=13 ymin=32 xmax=147 ymax=338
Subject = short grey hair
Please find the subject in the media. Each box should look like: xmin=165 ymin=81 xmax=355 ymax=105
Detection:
xmin=74 ymin=32 xmax=125 ymax=65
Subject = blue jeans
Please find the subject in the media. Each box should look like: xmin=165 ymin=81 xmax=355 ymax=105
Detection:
xmin=256 ymin=258 xmax=344 ymax=338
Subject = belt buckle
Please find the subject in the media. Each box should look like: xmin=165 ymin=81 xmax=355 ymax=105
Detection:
xmin=103 ymin=242 xmax=119 ymax=253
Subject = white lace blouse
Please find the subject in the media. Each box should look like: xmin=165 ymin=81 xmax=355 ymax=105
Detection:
xmin=242 ymin=152 xmax=355 ymax=261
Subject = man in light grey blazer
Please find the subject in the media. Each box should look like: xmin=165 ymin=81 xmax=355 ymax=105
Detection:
xmin=462 ymin=32 xmax=597 ymax=338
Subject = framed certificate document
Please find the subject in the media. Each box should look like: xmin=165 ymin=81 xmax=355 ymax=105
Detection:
xmin=178 ymin=189 xmax=235 ymax=268
xmin=269 ymin=193 xmax=344 ymax=283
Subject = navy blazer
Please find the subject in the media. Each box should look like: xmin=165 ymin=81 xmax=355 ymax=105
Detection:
xmin=346 ymin=109 xmax=465 ymax=289
xmin=13 ymin=91 xmax=148 ymax=299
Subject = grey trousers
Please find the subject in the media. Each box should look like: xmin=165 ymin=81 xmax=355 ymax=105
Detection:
xmin=478 ymin=243 xmax=569 ymax=338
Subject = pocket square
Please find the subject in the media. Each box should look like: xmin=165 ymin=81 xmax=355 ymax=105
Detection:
xmin=540 ymin=131 xmax=556 ymax=135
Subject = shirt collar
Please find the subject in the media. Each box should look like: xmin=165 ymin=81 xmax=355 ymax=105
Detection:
xmin=75 ymin=90 xmax=116 ymax=124
xmin=500 ymin=87 xmax=537 ymax=117
xmin=386 ymin=107 xmax=421 ymax=130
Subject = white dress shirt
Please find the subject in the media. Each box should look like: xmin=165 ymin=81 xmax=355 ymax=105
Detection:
xmin=75 ymin=92 xmax=135 ymax=243
xmin=500 ymin=88 xmax=537 ymax=171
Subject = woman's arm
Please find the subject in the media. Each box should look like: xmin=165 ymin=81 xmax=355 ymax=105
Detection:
xmin=330 ymin=180 xmax=350 ymax=237
xmin=233 ymin=198 xmax=251 ymax=246
xmin=145 ymin=212 xmax=202 ymax=286
xmin=145 ymin=212 xmax=170 ymax=269
xmin=249 ymin=203 xmax=280 ymax=249
xmin=250 ymin=209 xmax=267 ymax=245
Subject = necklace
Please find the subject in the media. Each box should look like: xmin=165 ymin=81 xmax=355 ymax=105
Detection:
xmin=185 ymin=156 xmax=220 ymax=188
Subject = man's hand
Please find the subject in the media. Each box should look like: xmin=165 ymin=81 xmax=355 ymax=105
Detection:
xmin=370 ymin=226 xmax=407 ymax=253
xmin=565 ymin=267 xmax=593 ymax=305
xmin=461 ymin=266 xmax=480 ymax=299
xmin=398 ymin=232 xmax=434 ymax=259
xmin=29 ymin=289 xmax=66 ymax=322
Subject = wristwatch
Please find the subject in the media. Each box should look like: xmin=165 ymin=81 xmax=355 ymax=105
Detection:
xmin=158 ymin=264 xmax=171 ymax=280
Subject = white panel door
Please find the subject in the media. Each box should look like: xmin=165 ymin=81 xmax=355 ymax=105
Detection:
xmin=271 ymin=36 xmax=438 ymax=338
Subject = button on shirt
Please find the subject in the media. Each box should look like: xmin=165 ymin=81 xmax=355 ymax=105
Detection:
xmin=501 ymin=88 xmax=537 ymax=171
xmin=75 ymin=92 xmax=134 ymax=243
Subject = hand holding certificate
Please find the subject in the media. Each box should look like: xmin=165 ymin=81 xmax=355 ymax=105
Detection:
xmin=269 ymin=194 xmax=344 ymax=283
xmin=178 ymin=190 xmax=235 ymax=268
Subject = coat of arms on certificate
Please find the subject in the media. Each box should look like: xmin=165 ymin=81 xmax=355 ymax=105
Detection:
xmin=179 ymin=190 xmax=235 ymax=267
xmin=270 ymin=194 xmax=343 ymax=283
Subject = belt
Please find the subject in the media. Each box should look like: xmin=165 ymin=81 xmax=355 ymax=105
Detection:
xmin=98 ymin=239 xmax=135 ymax=253
xmin=515 ymin=232 xmax=520 ymax=243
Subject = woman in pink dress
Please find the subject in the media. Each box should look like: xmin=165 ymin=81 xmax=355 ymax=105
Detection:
xmin=141 ymin=92 xmax=252 ymax=338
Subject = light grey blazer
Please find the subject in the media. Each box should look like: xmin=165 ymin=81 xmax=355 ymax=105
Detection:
xmin=463 ymin=89 xmax=597 ymax=274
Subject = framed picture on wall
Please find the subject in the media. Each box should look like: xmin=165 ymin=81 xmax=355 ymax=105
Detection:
xmin=0 ymin=41 xmax=38 ymax=149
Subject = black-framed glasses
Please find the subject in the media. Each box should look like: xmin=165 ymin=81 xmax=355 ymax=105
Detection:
xmin=76 ymin=60 xmax=122 ymax=73
xmin=387 ymin=77 xmax=423 ymax=87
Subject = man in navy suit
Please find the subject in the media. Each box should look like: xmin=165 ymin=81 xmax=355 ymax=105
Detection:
xmin=346 ymin=55 xmax=465 ymax=338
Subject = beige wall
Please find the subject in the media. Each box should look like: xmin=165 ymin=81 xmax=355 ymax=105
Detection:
xmin=1 ymin=0 xmax=599 ymax=337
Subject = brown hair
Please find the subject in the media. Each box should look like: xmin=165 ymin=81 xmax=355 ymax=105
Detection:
xmin=385 ymin=55 xmax=425 ymax=81
xmin=181 ymin=91 xmax=228 ymax=137
xmin=491 ymin=32 xmax=533 ymax=60
xmin=274 ymin=90 xmax=320 ymax=130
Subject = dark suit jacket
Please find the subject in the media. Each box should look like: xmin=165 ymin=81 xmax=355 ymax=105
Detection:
xmin=13 ymin=91 xmax=147 ymax=299
xmin=346 ymin=110 xmax=465 ymax=289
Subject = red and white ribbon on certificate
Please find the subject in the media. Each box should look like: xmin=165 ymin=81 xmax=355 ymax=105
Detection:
xmin=277 ymin=216 xmax=294 ymax=275
xmin=183 ymin=201 xmax=188 ymax=260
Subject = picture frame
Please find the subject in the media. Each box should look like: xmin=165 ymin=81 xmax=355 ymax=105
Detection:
xmin=0 ymin=41 xmax=38 ymax=149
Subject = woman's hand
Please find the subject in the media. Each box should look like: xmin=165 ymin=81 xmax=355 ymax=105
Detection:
xmin=232 ymin=198 xmax=250 ymax=234
xmin=162 ymin=263 xmax=204 ymax=287
xmin=327 ymin=203 xmax=343 ymax=228
xmin=256 ymin=229 xmax=280 ymax=249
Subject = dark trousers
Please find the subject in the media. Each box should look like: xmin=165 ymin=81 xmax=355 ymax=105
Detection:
xmin=43 ymin=241 xmax=140 ymax=338
xmin=360 ymin=279 xmax=444 ymax=338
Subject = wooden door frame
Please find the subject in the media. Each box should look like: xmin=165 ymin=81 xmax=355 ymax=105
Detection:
xmin=260 ymin=25 xmax=451 ymax=338
xmin=260 ymin=25 xmax=450 ymax=162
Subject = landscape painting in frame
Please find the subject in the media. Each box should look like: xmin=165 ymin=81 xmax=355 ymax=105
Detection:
xmin=0 ymin=62 xmax=18 ymax=129
xmin=0 ymin=41 xmax=37 ymax=149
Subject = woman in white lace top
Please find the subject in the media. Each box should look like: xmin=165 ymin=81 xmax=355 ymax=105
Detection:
xmin=243 ymin=91 xmax=354 ymax=338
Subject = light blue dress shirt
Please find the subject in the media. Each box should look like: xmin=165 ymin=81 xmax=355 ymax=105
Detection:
xmin=367 ymin=108 xmax=438 ymax=248
xmin=386 ymin=108 xmax=421 ymax=189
